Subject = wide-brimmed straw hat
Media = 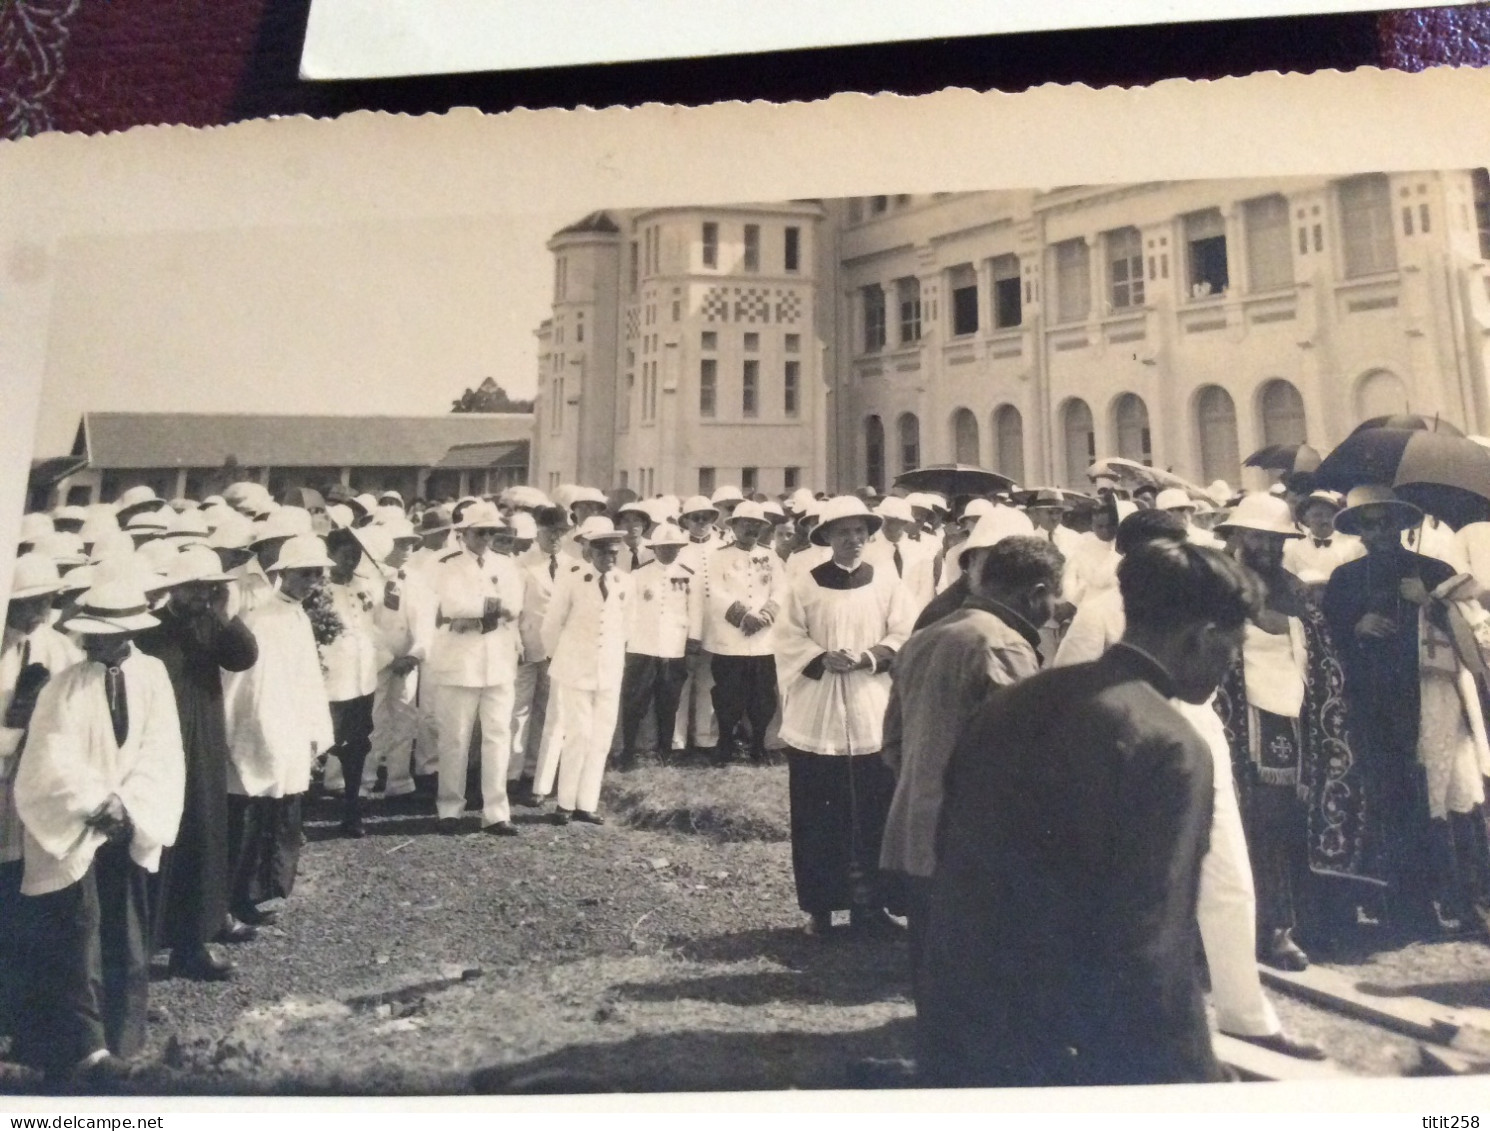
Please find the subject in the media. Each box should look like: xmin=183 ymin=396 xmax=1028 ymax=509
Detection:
xmin=1295 ymin=489 xmax=1346 ymax=521
xmin=727 ymin=501 xmax=771 ymax=528
xmin=508 ymin=512 xmax=538 ymax=541
xmin=33 ymin=531 xmax=87 ymax=567
xmin=64 ymin=579 xmax=160 ymax=635
xmin=1155 ymin=488 xmax=1197 ymax=512
xmin=250 ymin=506 xmax=313 ymax=548
xmin=9 ymin=552 xmax=64 ymax=600
xmin=456 ymin=500 xmax=506 ymax=531
xmin=680 ymin=495 xmax=719 ymax=520
xmin=960 ymin=498 xmax=998 ymax=526
xmin=874 ymin=497 xmax=916 ymax=525
xmin=268 ymin=534 xmax=336 ymax=573
xmin=125 ymin=509 xmax=171 ymax=535
xmin=958 ymin=508 xmax=1037 ymax=567
xmin=162 ymin=544 xmax=235 ymax=586
xmin=647 ymin=522 xmax=689 ymax=548
xmin=576 ymin=516 xmax=626 ymax=543
xmin=810 ymin=496 xmax=883 ymax=546
xmin=1333 ymin=485 xmax=1423 ymax=537
xmin=1214 ymin=493 xmax=1303 ymax=538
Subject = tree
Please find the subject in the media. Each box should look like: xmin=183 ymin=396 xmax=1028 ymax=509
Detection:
xmin=451 ymin=377 xmax=534 ymax=414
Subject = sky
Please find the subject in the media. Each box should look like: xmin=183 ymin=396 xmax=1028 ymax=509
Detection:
xmin=33 ymin=210 xmax=573 ymax=457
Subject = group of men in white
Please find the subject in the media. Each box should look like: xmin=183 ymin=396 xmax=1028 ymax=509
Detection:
xmin=5 ymin=457 xmax=1490 ymax=1086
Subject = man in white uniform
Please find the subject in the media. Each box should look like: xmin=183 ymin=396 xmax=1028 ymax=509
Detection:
xmin=697 ymin=502 xmax=786 ymax=765
xmin=425 ymin=502 xmax=525 ymax=837
xmin=1283 ymin=490 xmax=1363 ymax=586
xmin=543 ymin=518 xmax=633 ymax=824
xmin=617 ymin=523 xmax=697 ymax=769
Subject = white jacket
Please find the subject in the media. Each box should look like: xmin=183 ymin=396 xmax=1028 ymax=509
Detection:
xmin=543 ymin=562 xmax=633 ymax=691
xmin=15 ymin=648 xmax=185 ymax=895
xmin=425 ymin=547 xmax=525 ymax=688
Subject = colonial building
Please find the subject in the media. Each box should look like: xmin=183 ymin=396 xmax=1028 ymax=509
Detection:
xmin=532 ymin=204 xmax=830 ymax=498
xmin=33 ymin=411 xmax=532 ymax=510
xmin=535 ymin=172 xmax=1490 ymax=494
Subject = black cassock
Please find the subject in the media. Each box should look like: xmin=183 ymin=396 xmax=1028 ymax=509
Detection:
xmin=136 ymin=607 xmax=257 ymax=954
xmin=919 ymin=644 xmax=1221 ymax=1089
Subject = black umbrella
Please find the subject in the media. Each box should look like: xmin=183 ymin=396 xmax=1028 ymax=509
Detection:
xmin=1243 ymin=443 xmax=1321 ymax=474
xmin=893 ymin=464 xmax=1016 ymax=499
xmin=1314 ymin=420 xmax=1490 ymax=529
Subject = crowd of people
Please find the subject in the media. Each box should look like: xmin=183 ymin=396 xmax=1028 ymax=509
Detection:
xmin=1 ymin=460 xmax=1489 ymax=1089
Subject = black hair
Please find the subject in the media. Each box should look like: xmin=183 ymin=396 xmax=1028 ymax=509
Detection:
xmin=973 ymin=535 xmax=1065 ymax=594
xmin=325 ymin=527 xmax=361 ymax=556
xmin=533 ymin=505 xmax=568 ymax=531
xmin=1114 ymin=508 xmax=1187 ymax=557
xmin=1119 ymin=541 xmax=1261 ymax=633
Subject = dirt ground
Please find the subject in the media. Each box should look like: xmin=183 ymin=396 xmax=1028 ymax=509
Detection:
xmin=14 ymin=761 xmax=1490 ymax=1094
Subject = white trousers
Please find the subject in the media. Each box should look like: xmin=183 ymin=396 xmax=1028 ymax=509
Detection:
xmin=413 ymin=674 xmax=440 ymax=776
xmin=553 ymin=681 xmax=622 ymax=814
xmin=1180 ymin=699 xmax=1282 ymax=1039
xmin=509 ymin=660 xmax=548 ymax=782
xmin=432 ymin=681 xmax=515 ymax=824
xmin=672 ymin=650 xmax=718 ymax=749
xmin=533 ymin=695 xmax=567 ymax=798
xmin=368 ymin=666 xmax=418 ymax=796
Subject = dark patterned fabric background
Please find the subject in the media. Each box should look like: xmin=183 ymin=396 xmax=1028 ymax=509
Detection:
xmin=0 ymin=0 xmax=1488 ymax=141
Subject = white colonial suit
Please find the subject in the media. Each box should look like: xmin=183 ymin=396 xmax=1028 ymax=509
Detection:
xmin=542 ymin=560 xmax=633 ymax=814
xmin=426 ymin=547 xmax=525 ymax=825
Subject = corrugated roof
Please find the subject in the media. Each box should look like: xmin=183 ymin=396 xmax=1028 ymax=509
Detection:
xmin=435 ymin=440 xmax=530 ymax=470
xmin=78 ymin=412 xmax=533 ymax=470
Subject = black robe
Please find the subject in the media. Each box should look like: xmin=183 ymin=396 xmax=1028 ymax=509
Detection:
xmin=136 ymin=607 xmax=258 ymax=952
xmin=919 ymin=644 xmax=1221 ymax=1089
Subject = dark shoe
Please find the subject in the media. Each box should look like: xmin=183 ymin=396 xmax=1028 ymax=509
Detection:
xmin=804 ymin=912 xmax=833 ymax=937
xmin=515 ymin=791 xmax=546 ymax=808
xmin=1227 ymin=1029 xmax=1328 ymax=1061
xmin=437 ymin=817 xmax=463 ymax=836
xmin=507 ymin=774 xmax=535 ymax=797
xmin=234 ymin=904 xmax=278 ymax=927
xmin=339 ymin=815 xmax=366 ymax=839
xmin=1260 ymin=928 xmax=1309 ymax=971
xmin=550 ymin=809 xmax=572 ymax=826
xmin=484 ymin=821 xmax=519 ymax=837
xmin=169 ymin=945 xmax=235 ymax=982
xmin=572 ymin=810 xmax=606 ymax=825
xmin=216 ymin=916 xmax=257 ymax=944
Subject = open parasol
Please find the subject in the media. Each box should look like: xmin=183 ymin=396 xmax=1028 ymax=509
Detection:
xmin=1313 ymin=416 xmax=1490 ymax=529
xmin=893 ymin=464 xmax=1017 ymax=499
xmin=1243 ymin=443 xmax=1321 ymax=474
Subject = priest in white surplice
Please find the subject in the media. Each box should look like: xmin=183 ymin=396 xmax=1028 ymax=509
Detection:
xmin=221 ymin=534 xmax=335 ymax=927
xmin=13 ymin=579 xmax=184 ymax=1084
xmin=775 ymin=495 xmax=914 ymax=936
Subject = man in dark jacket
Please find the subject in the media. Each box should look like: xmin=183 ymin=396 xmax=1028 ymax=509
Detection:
xmin=918 ymin=540 xmax=1260 ymax=1088
xmin=136 ymin=546 xmax=258 ymax=980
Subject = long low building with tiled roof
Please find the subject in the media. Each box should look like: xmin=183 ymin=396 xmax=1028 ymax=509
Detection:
xmin=30 ymin=411 xmax=533 ymax=509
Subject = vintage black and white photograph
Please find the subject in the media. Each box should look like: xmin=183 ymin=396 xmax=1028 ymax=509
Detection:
xmin=3 ymin=76 xmax=1490 ymax=1108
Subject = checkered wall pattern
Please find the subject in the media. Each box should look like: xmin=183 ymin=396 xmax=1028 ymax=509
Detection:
xmin=699 ymin=286 xmax=803 ymax=325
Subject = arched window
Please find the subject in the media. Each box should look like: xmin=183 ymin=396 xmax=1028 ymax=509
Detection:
xmin=1355 ymin=369 xmax=1409 ymax=419
xmin=1112 ymin=393 xmax=1153 ymax=465
xmin=865 ymin=415 xmax=885 ymax=491
xmin=1062 ymin=399 xmax=1096 ymax=488
xmin=993 ymin=405 xmax=1026 ymax=484
xmin=1196 ymin=385 xmax=1241 ymax=487
xmin=951 ymin=407 xmax=980 ymax=464
xmin=898 ymin=413 xmax=921 ymax=474
xmin=1259 ymin=378 xmax=1308 ymax=446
